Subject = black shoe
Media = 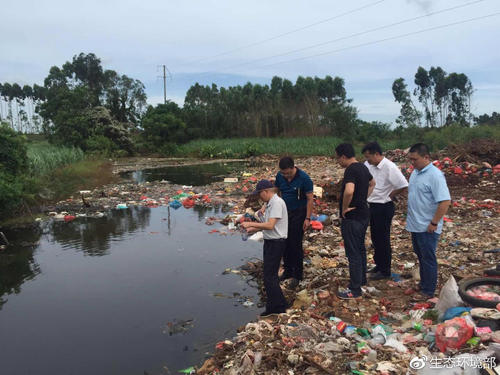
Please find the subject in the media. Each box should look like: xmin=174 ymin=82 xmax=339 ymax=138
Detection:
xmin=287 ymin=278 xmax=300 ymax=290
xmin=369 ymin=271 xmax=391 ymax=281
xmin=367 ymin=266 xmax=379 ymax=274
xmin=279 ymin=273 xmax=292 ymax=282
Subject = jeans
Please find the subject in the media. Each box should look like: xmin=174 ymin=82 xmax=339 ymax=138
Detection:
xmin=411 ymin=231 xmax=440 ymax=296
xmin=263 ymin=239 xmax=288 ymax=313
xmin=341 ymin=218 xmax=369 ymax=295
xmin=369 ymin=202 xmax=395 ymax=275
xmin=283 ymin=205 xmax=306 ymax=280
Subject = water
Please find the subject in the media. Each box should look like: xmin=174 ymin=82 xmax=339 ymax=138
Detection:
xmin=0 ymin=206 xmax=262 ymax=375
xmin=120 ymin=161 xmax=249 ymax=186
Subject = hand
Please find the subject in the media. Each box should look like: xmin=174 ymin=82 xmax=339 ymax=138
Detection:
xmin=427 ymin=222 xmax=437 ymax=233
xmin=303 ymin=218 xmax=311 ymax=231
xmin=390 ymin=194 xmax=398 ymax=202
xmin=342 ymin=207 xmax=355 ymax=218
xmin=259 ymin=204 xmax=266 ymax=214
xmin=241 ymin=221 xmax=252 ymax=229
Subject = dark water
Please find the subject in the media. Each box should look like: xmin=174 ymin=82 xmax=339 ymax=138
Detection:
xmin=0 ymin=206 xmax=262 ymax=375
xmin=120 ymin=162 xmax=249 ymax=186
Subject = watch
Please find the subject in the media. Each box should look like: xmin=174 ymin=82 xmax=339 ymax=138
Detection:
xmin=305 ymin=217 xmax=311 ymax=220
xmin=430 ymin=221 xmax=438 ymax=226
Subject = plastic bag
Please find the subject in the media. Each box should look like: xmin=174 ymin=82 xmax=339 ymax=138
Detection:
xmin=435 ymin=317 xmax=473 ymax=352
xmin=436 ymin=276 xmax=464 ymax=320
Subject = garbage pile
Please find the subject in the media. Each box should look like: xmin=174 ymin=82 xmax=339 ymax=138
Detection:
xmin=30 ymin=147 xmax=500 ymax=374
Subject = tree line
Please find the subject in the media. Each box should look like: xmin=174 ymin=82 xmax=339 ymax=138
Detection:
xmin=1 ymin=52 xmax=496 ymax=157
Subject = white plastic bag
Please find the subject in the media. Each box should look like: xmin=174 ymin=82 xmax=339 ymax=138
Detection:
xmin=436 ymin=276 xmax=464 ymax=320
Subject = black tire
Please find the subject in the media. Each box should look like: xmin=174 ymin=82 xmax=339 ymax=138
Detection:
xmin=484 ymin=269 xmax=500 ymax=277
xmin=458 ymin=277 xmax=500 ymax=308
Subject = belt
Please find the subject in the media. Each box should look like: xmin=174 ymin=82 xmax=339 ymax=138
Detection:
xmin=265 ymin=238 xmax=286 ymax=242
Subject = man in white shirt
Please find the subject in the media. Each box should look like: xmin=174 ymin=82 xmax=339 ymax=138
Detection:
xmin=241 ymin=179 xmax=289 ymax=316
xmin=362 ymin=142 xmax=408 ymax=280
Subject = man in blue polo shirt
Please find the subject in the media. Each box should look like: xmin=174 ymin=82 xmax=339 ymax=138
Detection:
xmin=274 ymin=156 xmax=314 ymax=289
xmin=407 ymin=143 xmax=451 ymax=300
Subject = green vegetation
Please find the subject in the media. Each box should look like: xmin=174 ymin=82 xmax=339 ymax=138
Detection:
xmin=176 ymin=124 xmax=500 ymax=158
xmin=177 ymin=137 xmax=342 ymax=157
xmin=27 ymin=142 xmax=85 ymax=176
xmin=0 ymin=123 xmax=112 ymax=221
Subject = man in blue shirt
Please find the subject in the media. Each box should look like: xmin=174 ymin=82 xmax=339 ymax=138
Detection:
xmin=274 ymin=156 xmax=314 ymax=289
xmin=406 ymin=143 xmax=451 ymax=300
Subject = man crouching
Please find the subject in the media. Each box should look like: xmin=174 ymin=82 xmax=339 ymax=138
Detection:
xmin=241 ymin=180 xmax=289 ymax=316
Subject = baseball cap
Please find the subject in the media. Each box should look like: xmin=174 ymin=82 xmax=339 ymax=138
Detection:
xmin=251 ymin=179 xmax=274 ymax=195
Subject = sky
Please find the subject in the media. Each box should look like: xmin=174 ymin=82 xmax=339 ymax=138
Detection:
xmin=1 ymin=0 xmax=499 ymax=123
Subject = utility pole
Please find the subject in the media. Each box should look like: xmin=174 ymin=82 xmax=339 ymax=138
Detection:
xmin=163 ymin=65 xmax=167 ymax=105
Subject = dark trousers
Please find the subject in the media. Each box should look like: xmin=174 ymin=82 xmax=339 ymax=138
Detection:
xmin=412 ymin=232 xmax=440 ymax=296
xmin=341 ymin=218 xmax=369 ymax=295
xmin=263 ymin=239 xmax=288 ymax=312
xmin=369 ymin=201 xmax=395 ymax=275
xmin=283 ymin=205 xmax=306 ymax=280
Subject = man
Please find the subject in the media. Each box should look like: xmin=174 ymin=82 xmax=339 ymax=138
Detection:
xmin=362 ymin=142 xmax=408 ymax=281
xmin=274 ymin=156 xmax=314 ymax=289
xmin=241 ymin=180 xmax=289 ymax=316
xmin=335 ymin=143 xmax=375 ymax=299
xmin=406 ymin=143 xmax=450 ymax=300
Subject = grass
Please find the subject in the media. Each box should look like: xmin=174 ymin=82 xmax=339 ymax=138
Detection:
xmin=38 ymin=159 xmax=116 ymax=202
xmin=27 ymin=141 xmax=85 ymax=176
xmin=177 ymin=136 xmax=344 ymax=158
xmin=175 ymin=124 xmax=500 ymax=158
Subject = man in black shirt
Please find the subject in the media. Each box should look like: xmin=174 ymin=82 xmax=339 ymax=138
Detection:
xmin=335 ymin=143 xmax=375 ymax=299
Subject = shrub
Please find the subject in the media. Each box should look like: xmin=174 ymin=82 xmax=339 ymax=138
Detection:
xmin=0 ymin=123 xmax=28 ymax=176
xmin=199 ymin=145 xmax=218 ymax=158
xmin=242 ymin=142 xmax=261 ymax=157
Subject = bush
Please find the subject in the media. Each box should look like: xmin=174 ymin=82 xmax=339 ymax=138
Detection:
xmin=159 ymin=143 xmax=179 ymax=156
xmin=242 ymin=142 xmax=261 ymax=157
xmin=199 ymin=145 xmax=218 ymax=158
xmin=0 ymin=123 xmax=29 ymax=216
xmin=0 ymin=123 xmax=28 ymax=176
xmin=85 ymin=135 xmax=119 ymax=156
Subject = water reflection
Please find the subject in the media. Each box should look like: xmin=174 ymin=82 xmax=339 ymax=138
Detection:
xmin=120 ymin=161 xmax=248 ymax=186
xmin=48 ymin=206 xmax=152 ymax=256
xmin=0 ymin=228 xmax=42 ymax=310
xmin=0 ymin=206 xmax=262 ymax=375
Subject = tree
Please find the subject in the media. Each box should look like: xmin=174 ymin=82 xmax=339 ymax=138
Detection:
xmin=392 ymin=78 xmax=421 ymax=127
xmin=395 ymin=67 xmax=474 ymax=127
xmin=35 ymin=53 xmax=145 ymax=151
xmin=142 ymin=103 xmax=187 ymax=154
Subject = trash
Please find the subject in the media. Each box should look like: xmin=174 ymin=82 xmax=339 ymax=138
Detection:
xmin=63 ymin=215 xmax=76 ymax=222
xmin=115 ymin=203 xmax=128 ymax=209
xmin=169 ymin=200 xmax=182 ymax=209
xmin=435 ymin=317 xmax=474 ymax=352
xmin=313 ymin=185 xmax=324 ymax=198
xmin=178 ymin=366 xmax=195 ymax=374
xmin=310 ymin=221 xmax=323 ymax=230
xmin=436 ymin=276 xmax=464 ymax=319
xmin=442 ymin=307 xmax=471 ymax=321
xmin=224 ymin=177 xmax=238 ymax=183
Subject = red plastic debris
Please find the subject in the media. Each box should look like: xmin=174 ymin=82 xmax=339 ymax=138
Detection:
xmin=64 ymin=215 xmax=76 ymax=222
xmin=435 ymin=317 xmax=473 ymax=352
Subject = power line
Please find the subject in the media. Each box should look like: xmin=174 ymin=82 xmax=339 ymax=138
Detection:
xmin=256 ymin=12 xmax=500 ymax=70
xmin=184 ymin=0 xmax=386 ymax=66
xmin=221 ymin=0 xmax=485 ymax=71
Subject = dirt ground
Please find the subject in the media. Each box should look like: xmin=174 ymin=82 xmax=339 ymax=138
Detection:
xmin=31 ymin=144 xmax=500 ymax=375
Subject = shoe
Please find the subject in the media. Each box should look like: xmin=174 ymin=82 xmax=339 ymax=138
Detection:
xmin=279 ymin=273 xmax=292 ymax=282
xmin=259 ymin=309 xmax=286 ymax=317
xmin=286 ymin=278 xmax=299 ymax=290
xmin=411 ymin=292 xmax=433 ymax=302
xmin=337 ymin=289 xmax=362 ymax=299
xmin=369 ymin=271 xmax=391 ymax=281
xmin=367 ymin=266 xmax=379 ymax=274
